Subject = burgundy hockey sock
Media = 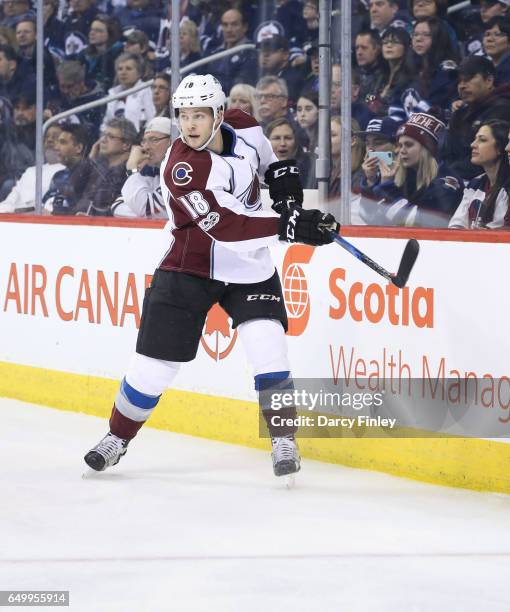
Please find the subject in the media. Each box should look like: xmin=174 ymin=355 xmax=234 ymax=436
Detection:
xmin=109 ymin=405 xmax=146 ymax=440
xmin=262 ymin=405 xmax=298 ymax=437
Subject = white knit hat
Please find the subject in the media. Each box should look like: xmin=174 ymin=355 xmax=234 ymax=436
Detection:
xmin=144 ymin=117 xmax=172 ymax=136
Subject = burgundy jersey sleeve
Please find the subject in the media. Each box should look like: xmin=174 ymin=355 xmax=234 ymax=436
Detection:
xmin=163 ymin=139 xmax=280 ymax=253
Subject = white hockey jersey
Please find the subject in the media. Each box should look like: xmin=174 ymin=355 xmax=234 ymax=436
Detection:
xmin=159 ymin=109 xmax=281 ymax=284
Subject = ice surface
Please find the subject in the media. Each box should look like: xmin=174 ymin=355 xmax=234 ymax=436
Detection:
xmin=2 ymin=398 xmax=510 ymax=611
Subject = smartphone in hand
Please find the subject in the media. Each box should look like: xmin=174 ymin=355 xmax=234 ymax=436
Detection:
xmin=368 ymin=151 xmax=394 ymax=166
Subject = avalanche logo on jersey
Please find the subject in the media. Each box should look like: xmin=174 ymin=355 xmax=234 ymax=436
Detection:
xmin=172 ymin=162 xmax=193 ymax=186
xmin=238 ymin=170 xmax=261 ymax=211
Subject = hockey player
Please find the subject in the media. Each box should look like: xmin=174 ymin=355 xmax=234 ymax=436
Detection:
xmin=84 ymin=74 xmax=339 ymax=479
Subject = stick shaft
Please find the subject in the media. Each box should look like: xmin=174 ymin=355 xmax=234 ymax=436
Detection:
xmin=330 ymin=233 xmax=394 ymax=283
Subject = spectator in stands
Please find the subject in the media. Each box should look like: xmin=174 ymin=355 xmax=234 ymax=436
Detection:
xmin=397 ymin=16 xmax=458 ymax=117
xmin=227 ymin=83 xmax=259 ymax=119
xmin=112 ymin=116 xmax=169 ymax=218
xmin=0 ymin=44 xmax=35 ymax=104
xmin=442 ymin=56 xmax=510 ymax=181
xmin=331 ymin=64 xmax=375 ymax=130
xmin=208 ymin=8 xmax=257 ymax=95
xmin=355 ymin=29 xmax=384 ymax=102
xmin=257 ymin=34 xmax=305 ymax=106
xmin=0 ymin=0 xmax=34 ymax=30
xmin=63 ymin=0 xmax=99 ymax=55
xmin=368 ymin=26 xmax=415 ymax=116
xmin=296 ymin=89 xmax=318 ymax=154
xmin=358 ymin=116 xmax=401 ymax=184
xmin=77 ymin=14 xmax=123 ymax=91
xmin=483 ymin=16 xmax=510 ymax=85
xmin=46 ymin=60 xmax=105 ymax=141
xmin=0 ymin=25 xmax=17 ymax=49
xmin=43 ymin=123 xmax=93 ymax=215
xmin=114 ymin=0 xmax=162 ymax=44
xmin=369 ymin=0 xmax=410 ymax=36
xmin=265 ymin=116 xmax=316 ymax=188
xmin=481 ymin=0 xmax=510 ymax=24
xmin=13 ymin=90 xmax=35 ymax=150
xmin=84 ymin=117 xmax=138 ymax=215
xmin=449 ymin=119 xmax=510 ymax=229
xmin=123 ymin=29 xmax=154 ymax=80
xmin=255 ymin=75 xmax=289 ymax=127
xmin=297 ymin=0 xmax=319 ymax=50
xmin=0 ymin=124 xmax=64 ymax=213
xmin=151 ymin=72 xmax=171 ymax=118
xmin=0 ymin=95 xmax=33 ymax=199
xmin=302 ymin=42 xmax=319 ymax=93
xmin=103 ymin=52 xmax=155 ymax=133
xmin=178 ymin=19 xmax=201 ymax=69
xmin=329 ymin=116 xmax=365 ymax=198
xmin=410 ymin=0 xmax=458 ymax=46
xmin=43 ymin=0 xmax=65 ymax=60
xmin=360 ymin=111 xmax=463 ymax=226
xmin=15 ymin=18 xmax=56 ymax=83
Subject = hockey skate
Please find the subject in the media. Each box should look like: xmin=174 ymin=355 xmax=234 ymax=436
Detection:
xmin=271 ymin=435 xmax=300 ymax=486
xmin=84 ymin=432 xmax=129 ymax=472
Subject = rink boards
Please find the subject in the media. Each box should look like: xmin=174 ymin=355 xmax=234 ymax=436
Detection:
xmin=1 ymin=213 xmax=510 ymax=493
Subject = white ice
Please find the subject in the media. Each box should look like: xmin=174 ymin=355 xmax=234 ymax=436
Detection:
xmin=2 ymin=397 xmax=510 ymax=612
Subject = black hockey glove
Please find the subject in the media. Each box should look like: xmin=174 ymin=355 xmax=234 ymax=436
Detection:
xmin=264 ymin=160 xmax=304 ymax=214
xmin=279 ymin=206 xmax=340 ymax=246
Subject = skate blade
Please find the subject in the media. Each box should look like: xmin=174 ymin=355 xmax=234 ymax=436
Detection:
xmin=284 ymin=474 xmax=296 ymax=489
xmin=81 ymin=468 xmax=102 ymax=479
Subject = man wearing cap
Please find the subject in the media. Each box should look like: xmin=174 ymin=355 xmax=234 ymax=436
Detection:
xmin=441 ymin=55 xmax=510 ymax=180
xmin=361 ymin=111 xmax=463 ymax=226
xmin=257 ymin=34 xmax=306 ymax=106
xmin=112 ymin=117 xmax=170 ymax=218
xmin=208 ymin=7 xmax=258 ymax=94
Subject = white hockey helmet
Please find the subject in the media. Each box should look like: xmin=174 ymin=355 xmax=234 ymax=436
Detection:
xmin=173 ymin=74 xmax=226 ymax=120
xmin=173 ymin=74 xmax=226 ymax=151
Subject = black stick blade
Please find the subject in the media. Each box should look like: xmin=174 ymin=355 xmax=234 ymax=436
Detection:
xmin=392 ymin=239 xmax=420 ymax=288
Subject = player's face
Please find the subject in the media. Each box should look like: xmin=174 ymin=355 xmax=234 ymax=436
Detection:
xmin=471 ymin=125 xmax=499 ymax=167
xmin=179 ymin=107 xmax=215 ymax=149
xmin=269 ymin=124 xmax=296 ymax=160
xmin=398 ymin=136 xmax=422 ymax=168
xmin=296 ymin=97 xmax=318 ymax=129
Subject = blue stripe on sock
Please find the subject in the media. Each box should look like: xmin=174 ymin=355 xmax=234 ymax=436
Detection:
xmin=254 ymin=371 xmax=291 ymax=391
xmin=121 ymin=378 xmax=161 ymax=409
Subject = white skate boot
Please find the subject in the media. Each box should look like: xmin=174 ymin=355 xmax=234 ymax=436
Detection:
xmin=84 ymin=432 xmax=129 ymax=471
xmin=271 ymin=435 xmax=301 ymax=482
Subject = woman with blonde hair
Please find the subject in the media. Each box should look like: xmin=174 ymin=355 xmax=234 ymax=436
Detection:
xmin=360 ymin=111 xmax=463 ymax=226
xmin=180 ymin=19 xmax=202 ymax=68
xmin=227 ymin=83 xmax=259 ymax=120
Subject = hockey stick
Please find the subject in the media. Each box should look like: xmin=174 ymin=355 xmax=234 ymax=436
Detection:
xmin=330 ymin=233 xmax=420 ymax=288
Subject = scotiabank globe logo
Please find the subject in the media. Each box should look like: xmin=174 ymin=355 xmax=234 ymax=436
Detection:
xmin=200 ymin=303 xmax=238 ymax=361
xmin=282 ymin=245 xmax=315 ymax=336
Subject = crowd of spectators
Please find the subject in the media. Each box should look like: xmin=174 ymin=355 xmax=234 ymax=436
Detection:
xmin=0 ymin=0 xmax=509 ymax=228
